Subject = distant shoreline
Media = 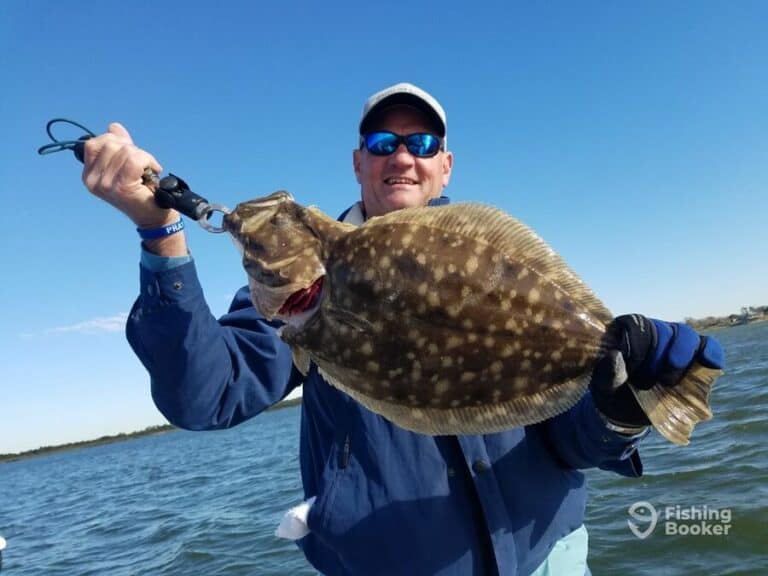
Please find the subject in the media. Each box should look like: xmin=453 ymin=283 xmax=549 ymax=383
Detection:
xmin=693 ymin=317 xmax=767 ymax=333
xmin=0 ymin=397 xmax=302 ymax=464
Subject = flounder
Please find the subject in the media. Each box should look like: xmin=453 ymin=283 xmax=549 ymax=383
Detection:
xmin=223 ymin=192 xmax=722 ymax=445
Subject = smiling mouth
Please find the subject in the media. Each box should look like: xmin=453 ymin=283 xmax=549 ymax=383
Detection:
xmin=279 ymin=276 xmax=325 ymax=316
xmin=384 ymin=177 xmax=418 ymax=185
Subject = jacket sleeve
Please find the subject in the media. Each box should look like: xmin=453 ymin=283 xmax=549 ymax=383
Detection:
xmin=537 ymin=392 xmax=648 ymax=478
xmin=126 ymin=259 xmax=304 ymax=430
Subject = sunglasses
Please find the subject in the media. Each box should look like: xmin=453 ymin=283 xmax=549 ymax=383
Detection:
xmin=361 ymin=131 xmax=443 ymax=158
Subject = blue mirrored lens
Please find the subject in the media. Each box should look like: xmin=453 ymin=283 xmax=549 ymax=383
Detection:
xmin=405 ymin=133 xmax=440 ymax=157
xmin=365 ymin=132 xmax=400 ymax=155
xmin=363 ymin=132 xmax=441 ymax=157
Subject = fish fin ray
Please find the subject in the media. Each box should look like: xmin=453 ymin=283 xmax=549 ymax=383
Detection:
xmin=291 ymin=346 xmax=312 ymax=376
xmin=366 ymin=204 xmax=612 ymax=324
xmin=631 ymin=361 xmax=721 ymax=445
xmin=317 ymin=362 xmax=590 ymax=435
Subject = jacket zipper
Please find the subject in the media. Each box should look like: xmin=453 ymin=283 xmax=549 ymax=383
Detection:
xmin=340 ymin=435 xmax=351 ymax=469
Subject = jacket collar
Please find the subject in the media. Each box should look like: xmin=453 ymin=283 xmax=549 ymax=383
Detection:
xmin=340 ymin=196 xmax=451 ymax=224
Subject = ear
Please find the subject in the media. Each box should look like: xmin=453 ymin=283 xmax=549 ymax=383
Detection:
xmin=441 ymin=151 xmax=454 ymax=189
xmin=353 ymin=149 xmax=362 ymax=184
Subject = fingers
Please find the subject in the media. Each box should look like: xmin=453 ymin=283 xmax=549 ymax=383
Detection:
xmin=698 ymin=336 xmax=725 ymax=370
xmin=108 ymin=122 xmax=133 ymax=142
xmin=81 ymin=123 xmax=166 ymax=225
xmin=664 ymin=323 xmax=700 ymax=370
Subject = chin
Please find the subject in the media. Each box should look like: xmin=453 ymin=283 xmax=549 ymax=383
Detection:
xmin=385 ymin=192 xmax=427 ymax=211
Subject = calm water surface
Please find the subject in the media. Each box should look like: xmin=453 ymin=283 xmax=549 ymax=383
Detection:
xmin=1 ymin=322 xmax=766 ymax=575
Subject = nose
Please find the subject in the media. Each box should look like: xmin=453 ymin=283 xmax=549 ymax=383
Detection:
xmin=387 ymin=143 xmax=415 ymax=167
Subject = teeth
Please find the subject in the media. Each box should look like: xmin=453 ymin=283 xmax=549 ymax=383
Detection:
xmin=385 ymin=178 xmax=416 ymax=184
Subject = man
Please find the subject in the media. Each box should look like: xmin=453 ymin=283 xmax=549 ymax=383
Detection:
xmin=82 ymin=82 xmax=723 ymax=575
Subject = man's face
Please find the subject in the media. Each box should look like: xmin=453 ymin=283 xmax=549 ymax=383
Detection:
xmin=353 ymin=105 xmax=453 ymax=218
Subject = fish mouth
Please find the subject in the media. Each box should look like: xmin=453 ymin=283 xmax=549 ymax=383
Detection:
xmin=278 ymin=276 xmax=325 ymax=317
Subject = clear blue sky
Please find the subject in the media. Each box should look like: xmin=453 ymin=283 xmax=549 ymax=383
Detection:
xmin=1 ymin=1 xmax=766 ymax=453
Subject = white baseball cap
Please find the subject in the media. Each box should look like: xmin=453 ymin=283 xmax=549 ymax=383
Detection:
xmin=359 ymin=82 xmax=447 ymax=145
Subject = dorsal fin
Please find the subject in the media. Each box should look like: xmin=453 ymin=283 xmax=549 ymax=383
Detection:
xmin=364 ymin=203 xmax=613 ymax=324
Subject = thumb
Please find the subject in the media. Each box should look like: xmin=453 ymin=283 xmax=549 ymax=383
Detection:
xmin=591 ymin=349 xmax=628 ymax=395
xmin=108 ymin=122 xmax=133 ymax=143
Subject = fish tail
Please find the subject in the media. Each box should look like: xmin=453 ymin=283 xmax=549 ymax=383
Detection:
xmin=630 ymin=360 xmax=723 ymax=445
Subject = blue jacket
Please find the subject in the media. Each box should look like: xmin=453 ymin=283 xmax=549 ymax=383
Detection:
xmin=126 ymin=200 xmax=645 ymax=576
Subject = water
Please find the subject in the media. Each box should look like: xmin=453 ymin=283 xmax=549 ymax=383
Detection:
xmin=1 ymin=323 xmax=766 ymax=575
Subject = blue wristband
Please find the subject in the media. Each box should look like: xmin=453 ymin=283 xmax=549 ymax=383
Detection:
xmin=137 ymin=219 xmax=184 ymax=240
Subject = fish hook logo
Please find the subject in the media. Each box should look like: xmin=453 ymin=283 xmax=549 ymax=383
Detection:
xmin=628 ymin=501 xmax=658 ymax=539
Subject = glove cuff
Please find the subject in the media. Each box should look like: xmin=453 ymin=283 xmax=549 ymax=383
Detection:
xmin=594 ymin=407 xmax=649 ymax=436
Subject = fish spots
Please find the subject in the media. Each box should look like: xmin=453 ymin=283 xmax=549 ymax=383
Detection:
xmin=529 ymin=288 xmax=540 ymax=304
xmin=428 ymin=342 xmax=439 ymax=354
xmin=416 ymin=253 xmax=427 ymax=265
xmin=433 ymin=266 xmax=445 ymax=281
xmin=380 ymin=255 xmax=391 ymax=269
xmin=463 ymin=318 xmax=474 ymax=330
xmin=360 ymin=341 xmax=373 ymax=355
xmin=551 ymin=350 xmax=563 ymax=361
xmin=465 ymin=255 xmax=479 ymax=274
xmin=363 ymin=268 xmax=375 ymax=281
xmin=446 ymin=336 xmax=463 ymax=350
xmin=490 ymin=361 xmax=503 ymax=374
xmin=460 ymin=372 xmax=476 ymax=383
xmin=366 ymin=361 xmax=380 ymax=373
xmin=435 ymin=380 xmax=451 ymax=395
xmin=517 ymin=268 xmax=529 ymax=280
xmin=417 ymin=282 xmax=428 ymax=296
xmin=447 ymin=263 xmax=457 ymax=274
xmin=542 ymin=363 xmax=552 ymax=373
xmin=427 ymin=292 xmax=441 ymax=307
xmin=401 ymin=233 xmax=413 ymax=247
xmin=483 ymin=336 xmax=495 ymax=348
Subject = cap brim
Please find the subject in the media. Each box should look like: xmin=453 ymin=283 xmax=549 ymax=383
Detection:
xmin=359 ymin=93 xmax=446 ymax=137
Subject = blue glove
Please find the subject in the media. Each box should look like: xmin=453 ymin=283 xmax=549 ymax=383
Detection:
xmin=591 ymin=314 xmax=725 ymax=427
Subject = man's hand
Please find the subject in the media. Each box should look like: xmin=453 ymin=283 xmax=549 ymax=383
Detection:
xmin=82 ymin=123 xmax=175 ymax=229
xmin=591 ymin=314 xmax=725 ymax=428
xmin=81 ymin=123 xmax=187 ymax=256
